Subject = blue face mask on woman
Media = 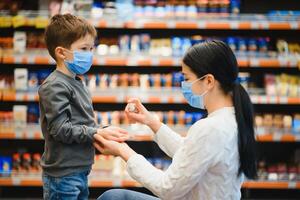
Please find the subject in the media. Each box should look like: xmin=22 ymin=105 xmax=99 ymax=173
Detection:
xmin=64 ymin=50 xmax=93 ymax=75
xmin=181 ymin=75 xmax=208 ymax=109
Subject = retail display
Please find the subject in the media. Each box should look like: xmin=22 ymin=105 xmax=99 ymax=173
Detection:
xmin=0 ymin=0 xmax=299 ymax=199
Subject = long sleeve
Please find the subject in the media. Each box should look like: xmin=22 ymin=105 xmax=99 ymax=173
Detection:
xmin=39 ymin=81 xmax=97 ymax=144
xmin=153 ymin=124 xmax=184 ymax=158
xmin=127 ymin=123 xmax=225 ymax=200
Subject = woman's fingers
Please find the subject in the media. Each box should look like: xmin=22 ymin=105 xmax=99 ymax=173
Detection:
xmin=125 ymin=111 xmax=137 ymax=123
xmin=108 ymin=135 xmax=128 ymax=142
xmin=93 ymin=142 xmax=104 ymax=152
xmin=125 ymin=111 xmax=145 ymax=123
xmin=127 ymin=98 xmax=147 ymax=113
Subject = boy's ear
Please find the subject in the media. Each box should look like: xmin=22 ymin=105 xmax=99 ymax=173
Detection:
xmin=55 ymin=47 xmax=66 ymax=60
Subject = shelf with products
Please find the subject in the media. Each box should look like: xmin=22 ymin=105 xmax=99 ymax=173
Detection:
xmin=1 ymin=130 xmax=300 ymax=143
xmin=1 ymin=33 xmax=299 ymax=69
xmin=1 ymin=154 xmax=300 ymax=189
xmin=1 ymin=89 xmax=299 ymax=105
xmin=0 ymin=0 xmax=299 ymax=30
xmin=1 ymin=177 xmax=300 ymax=189
xmin=1 ymin=108 xmax=299 ymax=143
xmin=0 ymin=13 xmax=300 ymax=30
xmin=1 ymin=53 xmax=299 ymax=69
xmin=1 ymin=70 xmax=300 ymax=104
xmin=0 ymin=0 xmax=299 ymax=198
xmin=2 ymin=88 xmax=300 ymax=105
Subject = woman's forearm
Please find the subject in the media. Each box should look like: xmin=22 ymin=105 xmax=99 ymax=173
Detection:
xmin=119 ymin=144 xmax=137 ymax=162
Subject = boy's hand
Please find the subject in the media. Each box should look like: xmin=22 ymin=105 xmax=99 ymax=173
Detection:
xmin=96 ymin=126 xmax=129 ymax=142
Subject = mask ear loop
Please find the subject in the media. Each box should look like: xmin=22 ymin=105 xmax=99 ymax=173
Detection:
xmin=191 ymin=74 xmax=208 ymax=85
xmin=62 ymin=48 xmax=74 ymax=62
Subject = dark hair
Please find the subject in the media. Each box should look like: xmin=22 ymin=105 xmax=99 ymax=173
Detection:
xmin=45 ymin=14 xmax=97 ymax=60
xmin=183 ymin=40 xmax=257 ymax=179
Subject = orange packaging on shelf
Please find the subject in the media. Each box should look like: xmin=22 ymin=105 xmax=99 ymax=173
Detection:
xmin=153 ymin=74 xmax=161 ymax=88
xmin=31 ymin=153 xmax=41 ymax=172
xmin=12 ymin=153 xmax=21 ymax=172
xmin=120 ymin=74 xmax=129 ymax=87
xmin=167 ymin=111 xmax=175 ymax=125
xmin=273 ymin=114 xmax=283 ymax=129
xmin=21 ymin=153 xmax=32 ymax=172
xmin=178 ymin=111 xmax=186 ymax=125
xmin=165 ymin=74 xmax=173 ymax=88
xmin=131 ymin=73 xmax=140 ymax=87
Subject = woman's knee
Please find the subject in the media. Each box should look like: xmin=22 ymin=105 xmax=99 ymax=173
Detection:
xmin=97 ymin=189 xmax=126 ymax=200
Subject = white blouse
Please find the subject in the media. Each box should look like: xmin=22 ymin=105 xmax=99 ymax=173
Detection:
xmin=126 ymin=107 xmax=244 ymax=200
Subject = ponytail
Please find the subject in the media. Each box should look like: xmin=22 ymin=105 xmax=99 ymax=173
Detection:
xmin=233 ymin=83 xmax=257 ymax=179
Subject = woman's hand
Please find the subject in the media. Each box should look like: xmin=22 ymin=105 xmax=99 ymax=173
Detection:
xmin=97 ymin=126 xmax=129 ymax=142
xmin=125 ymin=98 xmax=162 ymax=133
xmin=93 ymin=134 xmax=136 ymax=161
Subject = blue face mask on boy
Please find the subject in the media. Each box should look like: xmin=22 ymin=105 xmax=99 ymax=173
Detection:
xmin=181 ymin=75 xmax=208 ymax=109
xmin=64 ymin=50 xmax=93 ymax=75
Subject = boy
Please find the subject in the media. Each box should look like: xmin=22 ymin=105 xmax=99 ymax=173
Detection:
xmin=39 ymin=14 xmax=128 ymax=200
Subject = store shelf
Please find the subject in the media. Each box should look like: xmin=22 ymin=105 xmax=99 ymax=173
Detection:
xmin=0 ymin=132 xmax=43 ymax=140
xmin=1 ymin=124 xmax=299 ymax=142
xmin=1 ymin=90 xmax=299 ymax=105
xmin=242 ymin=181 xmax=300 ymax=189
xmin=256 ymin=134 xmax=300 ymax=142
xmin=0 ymin=123 xmax=154 ymax=141
xmin=1 ymin=53 xmax=299 ymax=68
xmin=123 ymin=20 xmax=300 ymax=30
xmin=0 ymin=177 xmax=299 ymax=189
xmin=0 ymin=177 xmax=141 ymax=187
xmin=1 ymin=15 xmax=300 ymax=30
xmin=0 ymin=132 xmax=153 ymax=141
xmin=249 ymin=96 xmax=300 ymax=105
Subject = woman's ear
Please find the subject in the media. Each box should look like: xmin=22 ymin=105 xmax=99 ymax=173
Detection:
xmin=206 ymin=74 xmax=215 ymax=90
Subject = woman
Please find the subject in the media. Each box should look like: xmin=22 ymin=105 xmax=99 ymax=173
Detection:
xmin=94 ymin=40 xmax=257 ymax=200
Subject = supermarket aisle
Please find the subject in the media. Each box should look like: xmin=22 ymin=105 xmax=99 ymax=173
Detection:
xmin=0 ymin=0 xmax=300 ymax=199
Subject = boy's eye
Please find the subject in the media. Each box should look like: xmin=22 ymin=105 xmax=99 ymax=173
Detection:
xmin=81 ymin=47 xmax=88 ymax=51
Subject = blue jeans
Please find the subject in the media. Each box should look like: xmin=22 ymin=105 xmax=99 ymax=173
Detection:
xmin=42 ymin=170 xmax=90 ymax=200
xmin=98 ymin=189 xmax=160 ymax=200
